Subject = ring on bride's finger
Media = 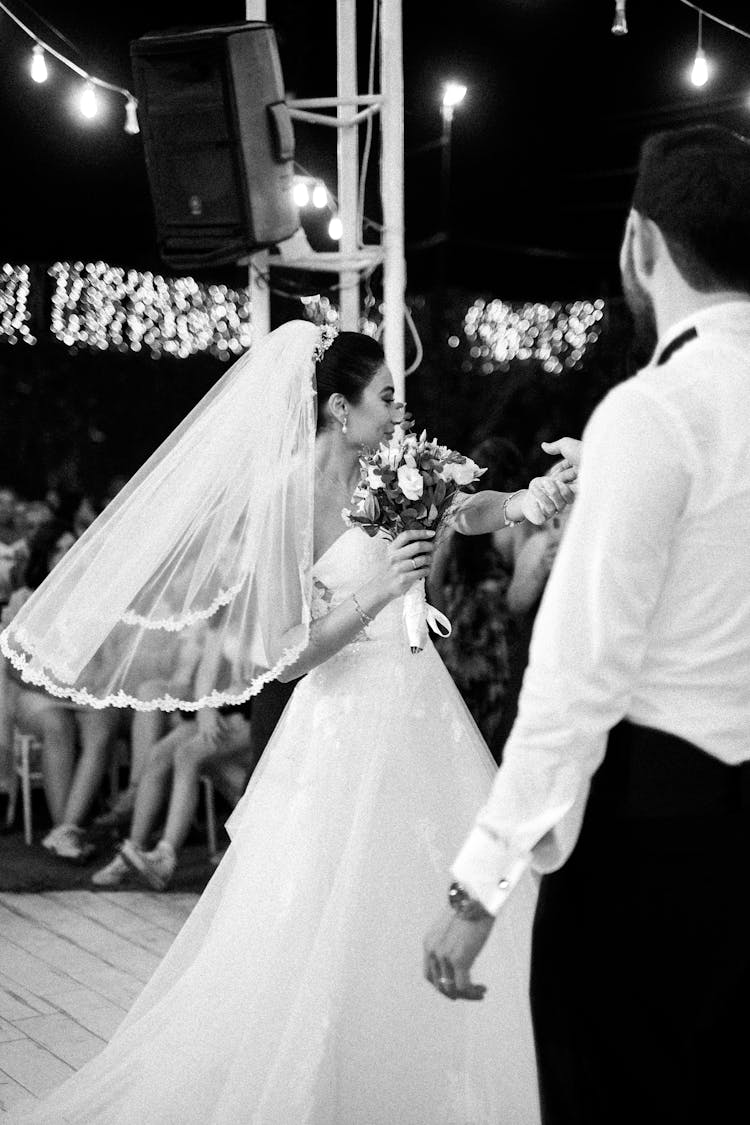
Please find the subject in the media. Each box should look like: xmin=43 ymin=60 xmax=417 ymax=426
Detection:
xmin=412 ymin=557 xmax=419 ymax=570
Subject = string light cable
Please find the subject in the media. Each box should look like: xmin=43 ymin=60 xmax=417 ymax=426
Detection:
xmin=0 ymin=0 xmax=139 ymax=133
xmin=676 ymin=1 xmax=750 ymax=43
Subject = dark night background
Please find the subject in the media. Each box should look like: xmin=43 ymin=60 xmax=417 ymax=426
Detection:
xmin=1 ymin=0 xmax=749 ymax=495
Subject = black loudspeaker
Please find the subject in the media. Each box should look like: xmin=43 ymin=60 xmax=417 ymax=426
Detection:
xmin=131 ymin=22 xmax=298 ymax=270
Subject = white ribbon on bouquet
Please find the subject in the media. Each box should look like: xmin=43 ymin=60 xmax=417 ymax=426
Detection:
xmin=403 ymin=579 xmax=452 ymax=654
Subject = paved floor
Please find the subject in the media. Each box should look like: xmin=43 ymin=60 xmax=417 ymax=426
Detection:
xmin=0 ymin=889 xmax=197 ymax=1115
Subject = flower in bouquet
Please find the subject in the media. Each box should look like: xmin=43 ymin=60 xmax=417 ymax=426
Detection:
xmin=343 ymin=419 xmax=486 ymax=652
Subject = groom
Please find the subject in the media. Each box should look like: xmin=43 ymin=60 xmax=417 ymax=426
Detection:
xmin=423 ymin=124 xmax=750 ymax=1125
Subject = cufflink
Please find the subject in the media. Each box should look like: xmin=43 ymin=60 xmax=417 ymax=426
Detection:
xmin=497 ymin=877 xmax=509 ymax=890
xmin=448 ymin=881 xmax=493 ymax=922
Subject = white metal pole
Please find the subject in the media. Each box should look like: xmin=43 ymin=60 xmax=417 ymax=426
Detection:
xmin=337 ymin=0 xmax=360 ymax=332
xmin=380 ymin=0 xmax=406 ymax=400
xmin=246 ymin=0 xmax=271 ymax=339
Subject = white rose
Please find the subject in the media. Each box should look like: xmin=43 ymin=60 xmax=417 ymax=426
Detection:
xmin=366 ymin=465 xmax=384 ymax=491
xmin=442 ymin=457 xmax=480 ymax=487
xmin=397 ymin=464 xmax=424 ymax=502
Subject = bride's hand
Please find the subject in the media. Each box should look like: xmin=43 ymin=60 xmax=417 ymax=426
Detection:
xmin=522 ymin=471 xmax=576 ymax=526
xmin=381 ymin=529 xmax=436 ymax=600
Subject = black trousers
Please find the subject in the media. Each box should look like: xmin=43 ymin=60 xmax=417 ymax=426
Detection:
xmin=530 ymin=721 xmax=750 ymax=1125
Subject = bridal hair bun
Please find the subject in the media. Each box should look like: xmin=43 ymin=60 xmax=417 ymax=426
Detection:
xmin=312 ymin=323 xmax=339 ymax=364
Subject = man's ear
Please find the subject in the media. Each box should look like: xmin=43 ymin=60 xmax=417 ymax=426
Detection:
xmin=630 ymin=211 xmax=659 ymax=279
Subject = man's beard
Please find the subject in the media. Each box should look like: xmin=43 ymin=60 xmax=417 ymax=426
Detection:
xmin=621 ymin=242 xmax=659 ymax=369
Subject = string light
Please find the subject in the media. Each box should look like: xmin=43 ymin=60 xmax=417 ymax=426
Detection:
xmin=611 ymin=0 xmax=628 ymax=36
xmin=0 ymin=264 xmax=35 ymax=346
xmin=312 ymin=183 xmax=328 ymax=209
xmin=463 ymin=298 xmax=605 ymax=375
xmin=690 ymin=11 xmax=710 ymax=86
xmin=328 ymin=217 xmax=343 ymax=241
xmin=48 ymin=262 xmax=253 ymax=359
xmin=0 ymin=0 xmax=138 ymax=134
xmin=79 ymin=81 xmax=98 ymax=119
xmin=30 ymin=44 xmax=48 ymax=83
xmin=2 ymin=259 xmax=609 ymax=374
xmin=293 ymin=180 xmax=310 ymax=207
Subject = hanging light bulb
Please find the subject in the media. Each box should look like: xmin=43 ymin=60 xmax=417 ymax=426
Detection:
xmin=30 ymin=44 xmax=48 ymax=83
xmin=293 ymin=180 xmax=310 ymax=207
xmin=611 ymin=0 xmax=628 ymax=36
xmin=312 ymin=182 xmax=328 ymax=209
xmin=691 ymin=47 xmax=709 ymax=86
xmin=124 ymin=96 xmax=139 ymax=135
xmin=328 ymin=216 xmax=343 ymax=241
xmin=79 ymin=80 xmax=99 ymax=118
xmin=690 ymin=14 xmax=709 ymax=87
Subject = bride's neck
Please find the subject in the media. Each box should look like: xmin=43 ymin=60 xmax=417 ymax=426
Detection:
xmin=315 ymin=432 xmax=360 ymax=489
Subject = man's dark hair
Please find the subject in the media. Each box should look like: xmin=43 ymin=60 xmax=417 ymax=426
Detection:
xmin=632 ymin=125 xmax=750 ymax=293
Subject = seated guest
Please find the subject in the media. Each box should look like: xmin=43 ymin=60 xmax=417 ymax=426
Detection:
xmin=0 ymin=519 xmax=120 ymax=859
xmin=93 ymin=623 xmax=210 ymax=832
xmin=93 ymin=619 xmax=257 ymax=889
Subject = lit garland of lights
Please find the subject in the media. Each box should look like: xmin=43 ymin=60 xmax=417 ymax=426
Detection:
xmin=461 ymin=298 xmax=605 ymax=375
xmin=2 ymin=262 xmax=605 ymax=372
xmin=0 ymin=0 xmax=139 ymax=134
xmin=49 ymin=262 xmax=253 ymax=359
xmin=0 ymin=264 xmax=35 ymax=346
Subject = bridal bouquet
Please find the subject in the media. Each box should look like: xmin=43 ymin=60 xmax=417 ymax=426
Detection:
xmin=343 ymin=420 xmax=486 ymax=652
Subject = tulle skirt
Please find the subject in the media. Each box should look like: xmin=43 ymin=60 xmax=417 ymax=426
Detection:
xmin=12 ymin=639 xmax=540 ymax=1124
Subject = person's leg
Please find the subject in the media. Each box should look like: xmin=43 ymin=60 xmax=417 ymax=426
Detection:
xmin=127 ymin=725 xmax=187 ymax=848
xmin=62 ymin=709 xmax=120 ymax=827
xmin=128 ymin=680 xmax=172 ymax=789
xmin=161 ymin=718 xmax=251 ymax=854
xmin=14 ymin=692 xmax=76 ymax=825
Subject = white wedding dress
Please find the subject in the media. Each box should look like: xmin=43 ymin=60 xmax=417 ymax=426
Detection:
xmin=13 ymin=529 xmax=540 ymax=1125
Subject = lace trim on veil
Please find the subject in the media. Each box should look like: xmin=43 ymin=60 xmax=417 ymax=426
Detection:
xmin=120 ymin=581 xmax=245 ymax=631
xmin=0 ymin=619 xmax=311 ymax=713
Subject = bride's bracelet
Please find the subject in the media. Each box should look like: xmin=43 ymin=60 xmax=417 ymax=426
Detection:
xmin=351 ymin=592 xmax=374 ymax=629
xmin=502 ymin=489 xmax=526 ymax=528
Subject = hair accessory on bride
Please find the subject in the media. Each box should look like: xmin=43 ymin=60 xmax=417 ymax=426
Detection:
xmin=0 ymin=321 xmax=323 ymax=712
xmin=312 ymin=323 xmax=339 ymax=364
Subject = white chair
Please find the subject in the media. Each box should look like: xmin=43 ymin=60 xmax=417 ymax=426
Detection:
xmin=14 ymin=730 xmax=128 ymax=846
xmin=13 ymin=729 xmax=44 ymax=845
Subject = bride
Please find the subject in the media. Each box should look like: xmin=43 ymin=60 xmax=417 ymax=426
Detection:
xmin=2 ymin=320 xmax=574 ymax=1124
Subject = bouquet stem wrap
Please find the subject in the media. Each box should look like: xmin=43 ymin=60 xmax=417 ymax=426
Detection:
xmin=403 ymin=579 xmax=452 ymax=654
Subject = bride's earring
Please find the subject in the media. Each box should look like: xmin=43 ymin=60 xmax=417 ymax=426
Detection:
xmin=341 ymin=413 xmax=348 ymax=434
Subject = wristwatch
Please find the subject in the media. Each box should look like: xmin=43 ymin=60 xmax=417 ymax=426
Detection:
xmin=448 ymin=881 xmax=493 ymax=922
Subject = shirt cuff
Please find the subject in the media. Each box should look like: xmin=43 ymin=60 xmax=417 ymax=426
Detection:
xmin=451 ymin=825 xmax=531 ymax=916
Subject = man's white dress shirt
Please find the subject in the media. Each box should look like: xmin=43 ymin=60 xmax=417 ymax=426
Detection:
xmin=453 ymin=300 xmax=750 ymax=914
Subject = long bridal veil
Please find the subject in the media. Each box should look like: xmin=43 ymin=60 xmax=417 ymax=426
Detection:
xmin=1 ymin=320 xmax=321 ymax=711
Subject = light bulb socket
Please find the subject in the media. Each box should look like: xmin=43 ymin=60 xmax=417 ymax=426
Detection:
xmin=124 ymin=98 xmax=139 ymax=135
xmin=611 ymin=0 xmax=628 ymax=35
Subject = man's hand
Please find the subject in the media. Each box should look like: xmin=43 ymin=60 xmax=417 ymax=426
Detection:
xmin=423 ymin=907 xmax=494 ymax=1002
xmin=541 ymin=436 xmax=583 ymax=469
